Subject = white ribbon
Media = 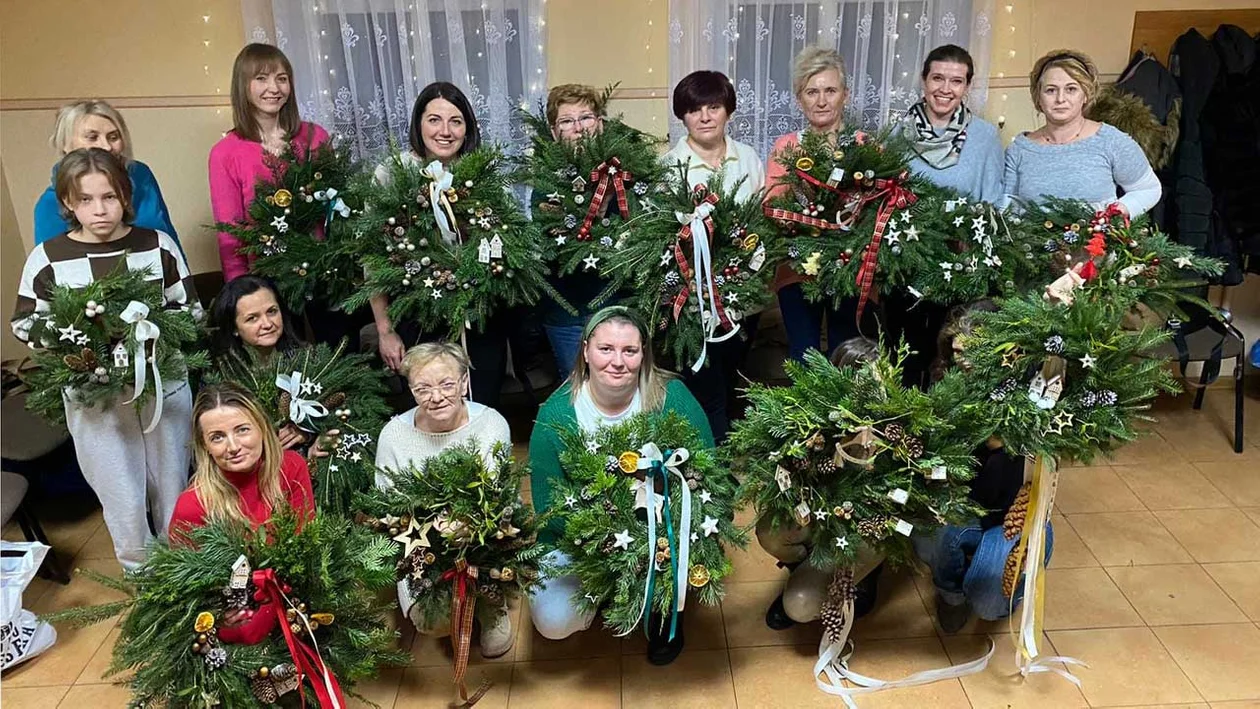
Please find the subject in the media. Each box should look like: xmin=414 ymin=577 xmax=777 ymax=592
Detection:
xmin=276 ymin=581 xmax=343 ymax=708
xmin=274 ymin=372 xmax=329 ymax=432
xmin=423 ymin=160 xmax=461 ymax=245
xmin=674 ymin=203 xmax=739 ymax=373
xmin=618 ymin=442 xmax=693 ymax=637
xmin=315 ymin=187 xmax=351 ymax=220
xmin=120 ymin=301 xmax=163 ymax=434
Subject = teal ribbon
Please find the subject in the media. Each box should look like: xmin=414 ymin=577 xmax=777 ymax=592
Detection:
xmin=642 ymin=451 xmax=681 ymax=641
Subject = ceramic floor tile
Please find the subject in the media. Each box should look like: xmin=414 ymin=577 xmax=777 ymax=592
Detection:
xmin=620 ymin=649 xmax=736 ymax=708
xmin=1113 ymin=461 xmax=1233 ymax=511
xmin=850 ymin=570 xmax=937 ymax=641
xmin=1203 ymin=562 xmax=1260 ymax=621
xmin=1045 ymin=627 xmax=1203 ymax=706
xmin=1159 ymin=418 xmax=1249 ymax=463
xmin=72 ymin=523 xmax=118 ymax=561
xmin=728 ymin=644 xmax=851 ymax=709
xmin=30 ymin=558 xmax=127 ymax=612
xmin=345 ymin=668 xmax=404 ymax=709
xmin=1155 ymin=509 xmax=1260 ymax=563
xmin=0 ymin=686 xmax=70 ymax=709
xmin=1046 ymin=515 xmax=1100 ymax=568
xmin=1243 ymin=508 xmax=1260 ymax=526
xmin=393 ymin=664 xmax=512 ymax=709
xmin=513 ymin=602 xmax=624 ymax=661
xmin=824 ymin=636 xmax=972 ymax=709
xmin=1107 ymin=564 xmax=1247 ymax=626
xmin=409 ymin=602 xmax=522 ymax=666
xmin=720 ymin=580 xmax=821 ymax=648
xmin=1209 ymin=701 xmax=1260 ymax=708
xmin=941 ymin=633 xmax=1088 ymax=709
xmin=722 ymin=538 xmax=789 ymax=583
xmin=622 ymin=597 xmax=726 ymax=655
xmin=1106 ymin=432 xmax=1182 ymax=466
xmin=1043 ymin=567 xmax=1143 ymax=630
xmin=1054 ymin=465 xmax=1145 ymax=514
xmin=507 ymin=656 xmax=621 ymax=708
xmin=1195 ymin=458 xmax=1260 ymax=509
xmin=1154 ymin=623 xmax=1260 ymax=702
xmin=1066 ymin=511 xmax=1193 ymax=566
xmin=56 ymin=682 xmax=135 ymax=705
xmin=4 ymin=608 xmax=114 ymax=688
xmin=75 ymin=626 xmax=129 ymax=685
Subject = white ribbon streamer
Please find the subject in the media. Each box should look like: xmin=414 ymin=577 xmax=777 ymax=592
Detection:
xmin=275 ymin=372 xmax=329 ymax=432
xmin=675 ymin=204 xmax=739 ymax=373
xmin=423 ymin=160 xmax=461 ymax=245
xmin=119 ymin=301 xmax=163 ymax=433
xmin=618 ymin=442 xmax=693 ymax=636
xmin=276 ymin=580 xmax=343 ymax=708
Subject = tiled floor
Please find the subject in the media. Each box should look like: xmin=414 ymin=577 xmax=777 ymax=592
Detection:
xmin=3 ymin=389 xmax=1258 ymax=708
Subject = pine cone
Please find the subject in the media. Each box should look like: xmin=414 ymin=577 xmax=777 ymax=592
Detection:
xmin=1002 ymin=548 xmax=1023 ymax=597
xmin=884 ymin=423 xmax=904 ymax=443
xmin=904 ymin=436 xmax=925 ymax=459
xmin=277 ymin=391 xmax=292 ymax=420
xmin=251 ymin=676 xmax=279 ymax=704
xmin=818 ymin=459 xmax=837 ymax=476
xmin=820 ymin=602 xmax=847 ymax=643
xmin=1003 ymin=483 xmax=1031 ymax=540
xmin=322 ymin=391 xmax=347 ymax=409
xmin=856 ymin=516 xmax=890 ymax=540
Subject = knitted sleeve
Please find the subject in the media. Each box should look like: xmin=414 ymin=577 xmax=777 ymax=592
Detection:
xmin=208 ymin=134 xmax=250 ymax=280
xmin=528 ymin=386 xmax=575 ymax=542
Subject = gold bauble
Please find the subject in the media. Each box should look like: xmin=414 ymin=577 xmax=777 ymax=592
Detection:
xmin=272 ymin=189 xmax=293 ymax=208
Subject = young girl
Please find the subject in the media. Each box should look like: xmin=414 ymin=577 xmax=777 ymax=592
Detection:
xmin=11 ymin=148 xmax=199 ymax=570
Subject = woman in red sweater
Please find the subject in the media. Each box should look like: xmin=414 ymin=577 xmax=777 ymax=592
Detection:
xmin=169 ymin=382 xmax=314 ymax=542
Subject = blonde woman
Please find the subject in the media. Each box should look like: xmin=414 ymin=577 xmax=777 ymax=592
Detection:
xmin=34 ymin=100 xmax=178 ymax=246
xmin=527 ymin=306 xmax=712 ymax=665
xmin=1004 ymin=49 xmax=1160 ymax=217
xmin=168 ymin=383 xmax=315 ymax=543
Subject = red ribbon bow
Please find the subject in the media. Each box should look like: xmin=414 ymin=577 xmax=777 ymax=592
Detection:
xmin=853 ymin=174 xmax=918 ymax=326
xmin=578 ymin=157 xmax=633 ymax=240
xmin=670 ymin=186 xmax=733 ymax=335
xmin=441 ymin=560 xmax=489 ymax=706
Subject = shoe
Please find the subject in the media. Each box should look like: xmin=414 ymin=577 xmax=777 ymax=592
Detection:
xmin=935 ymin=592 xmax=971 ymax=634
xmin=479 ymin=609 xmax=514 ymax=659
xmin=646 ymin=611 xmax=685 ymax=666
xmin=852 ymin=563 xmax=883 ymax=619
xmin=765 ymin=592 xmax=796 ymax=630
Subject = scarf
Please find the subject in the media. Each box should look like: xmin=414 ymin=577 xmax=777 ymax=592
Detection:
xmin=907 ymin=101 xmax=972 ymax=169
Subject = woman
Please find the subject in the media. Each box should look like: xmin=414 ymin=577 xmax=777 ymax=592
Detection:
xmin=367 ymin=82 xmax=510 ymax=408
xmin=661 ymin=70 xmax=764 ymax=441
xmin=33 ymin=101 xmax=178 ymax=248
xmin=373 ymin=342 xmax=514 ymax=658
xmin=1004 ymin=49 xmax=1161 ymax=217
xmin=890 ymin=44 xmax=1006 ymax=389
xmin=528 ymin=306 xmax=712 ymax=666
xmin=168 ymin=383 xmax=314 ymax=543
xmin=766 ymin=47 xmax=869 ymax=363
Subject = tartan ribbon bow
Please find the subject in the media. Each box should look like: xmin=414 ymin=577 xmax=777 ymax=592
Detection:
xmin=578 ymin=157 xmax=633 ymax=239
xmin=671 ymin=185 xmax=738 ymax=370
xmin=853 ymin=173 xmax=918 ymax=326
xmin=441 ymin=560 xmax=490 ymax=706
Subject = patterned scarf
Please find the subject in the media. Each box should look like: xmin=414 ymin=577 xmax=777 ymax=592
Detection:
xmin=907 ymin=100 xmax=972 ymax=169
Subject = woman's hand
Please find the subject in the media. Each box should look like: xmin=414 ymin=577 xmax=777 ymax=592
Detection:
xmin=310 ymin=429 xmax=341 ymax=458
xmin=277 ymin=424 xmax=310 ymax=450
xmin=378 ymin=330 xmax=405 ymax=372
xmin=1110 ymin=202 xmax=1130 ymax=220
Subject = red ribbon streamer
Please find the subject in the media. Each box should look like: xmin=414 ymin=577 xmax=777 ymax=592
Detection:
xmin=441 ymin=561 xmax=489 ymax=706
xmin=794 ymin=167 xmax=848 ymax=197
xmin=853 ymin=175 xmax=918 ymax=326
xmin=578 ymin=157 xmax=632 ymax=239
xmin=670 ymin=186 xmax=734 ymax=333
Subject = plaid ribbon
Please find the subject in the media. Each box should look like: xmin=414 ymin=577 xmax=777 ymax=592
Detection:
xmin=578 ymin=157 xmax=632 ymax=239
xmin=670 ymin=186 xmax=735 ymax=354
xmin=853 ymin=175 xmax=918 ymax=326
xmin=441 ymin=560 xmax=490 ymax=706
xmin=763 ymin=206 xmax=843 ymax=231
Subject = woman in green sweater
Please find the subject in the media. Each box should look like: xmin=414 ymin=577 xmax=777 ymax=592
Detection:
xmin=528 ymin=306 xmax=712 ymax=665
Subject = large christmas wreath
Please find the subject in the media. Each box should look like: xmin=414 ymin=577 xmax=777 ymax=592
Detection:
xmin=216 ymin=138 xmax=363 ymax=313
xmin=346 ymin=148 xmax=561 ymax=337
xmin=211 ymin=341 xmax=390 ymax=514
xmin=603 ymin=170 xmax=783 ymax=370
xmin=20 ymin=264 xmax=207 ymax=427
xmin=517 ymin=109 xmax=667 ymax=285
xmin=44 ymin=513 xmax=406 ymax=708
xmin=550 ymin=412 xmax=747 ymax=636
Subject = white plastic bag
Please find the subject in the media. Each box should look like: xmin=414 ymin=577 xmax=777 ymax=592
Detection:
xmin=1 ymin=541 xmax=57 ymax=670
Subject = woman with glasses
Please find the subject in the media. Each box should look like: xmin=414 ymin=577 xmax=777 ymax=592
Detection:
xmin=373 ymin=341 xmax=515 ymax=658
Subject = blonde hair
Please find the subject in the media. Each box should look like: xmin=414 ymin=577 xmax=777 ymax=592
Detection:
xmin=568 ymin=306 xmax=673 ymax=412
xmin=230 ymin=43 xmax=302 ymax=142
xmin=54 ymin=148 xmax=135 ymax=228
xmin=51 ymin=100 xmax=133 ymax=161
xmin=1029 ymin=49 xmax=1099 ymax=112
xmin=400 ymin=341 xmax=471 ymax=382
xmin=190 ymin=383 xmax=288 ymax=529
xmin=547 ymin=84 xmax=605 ymax=126
xmin=792 ymin=46 xmax=848 ymax=98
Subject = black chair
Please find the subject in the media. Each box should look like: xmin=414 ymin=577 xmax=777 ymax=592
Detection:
xmin=1153 ymin=308 xmax=1246 ymax=453
xmin=1 ymin=471 xmax=71 ymax=584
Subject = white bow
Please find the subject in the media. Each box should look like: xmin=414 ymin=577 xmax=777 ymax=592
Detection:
xmin=274 ymin=371 xmax=328 ymax=431
xmin=423 ymin=160 xmax=461 ymax=245
xmin=120 ymin=301 xmax=163 ymax=433
xmin=315 ymin=187 xmax=351 ymax=220
xmin=674 ymin=203 xmax=739 ymax=373
xmin=620 ymin=441 xmax=695 ymax=636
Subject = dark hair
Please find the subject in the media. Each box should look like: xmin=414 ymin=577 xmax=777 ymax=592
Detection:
xmin=230 ymin=43 xmax=302 ymax=143
xmin=671 ymin=70 xmax=737 ymax=120
xmin=921 ymin=44 xmax=975 ymax=84
xmin=829 ymin=336 xmax=880 ymax=369
xmin=409 ymin=82 xmax=481 ymax=159
xmin=930 ymin=299 xmax=999 ymax=383
xmin=208 ymin=275 xmax=302 ymax=360
xmin=55 ymin=148 xmax=135 ymax=229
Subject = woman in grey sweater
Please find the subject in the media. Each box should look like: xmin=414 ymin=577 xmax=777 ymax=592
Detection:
xmin=1004 ymin=49 xmax=1161 ymax=217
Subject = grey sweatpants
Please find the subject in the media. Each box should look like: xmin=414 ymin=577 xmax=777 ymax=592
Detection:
xmin=63 ymin=380 xmax=193 ymax=570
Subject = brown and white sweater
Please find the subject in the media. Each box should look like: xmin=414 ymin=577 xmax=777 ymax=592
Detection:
xmin=11 ymin=227 xmax=201 ymax=344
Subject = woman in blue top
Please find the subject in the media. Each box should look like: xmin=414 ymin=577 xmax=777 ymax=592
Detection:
xmin=33 ymin=100 xmax=179 ymax=248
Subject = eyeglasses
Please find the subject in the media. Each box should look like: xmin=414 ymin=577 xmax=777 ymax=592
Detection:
xmin=555 ymin=114 xmax=600 ymax=130
xmin=410 ymin=379 xmax=464 ymax=400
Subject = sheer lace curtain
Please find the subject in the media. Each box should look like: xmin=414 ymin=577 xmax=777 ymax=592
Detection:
xmin=241 ymin=0 xmax=547 ymax=159
xmin=668 ymin=0 xmax=995 ymax=159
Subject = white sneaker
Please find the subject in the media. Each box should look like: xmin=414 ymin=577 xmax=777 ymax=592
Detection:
xmin=479 ymin=609 xmax=514 ymax=659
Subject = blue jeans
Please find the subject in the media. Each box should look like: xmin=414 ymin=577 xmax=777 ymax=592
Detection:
xmin=544 ymin=323 xmax=586 ymax=381
xmin=777 ymin=283 xmax=863 ymax=362
xmin=915 ymin=520 xmax=1054 ymax=621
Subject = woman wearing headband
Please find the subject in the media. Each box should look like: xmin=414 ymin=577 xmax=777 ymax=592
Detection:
xmin=527 ymin=306 xmax=711 ymax=665
xmin=1004 ymin=49 xmax=1160 ymax=217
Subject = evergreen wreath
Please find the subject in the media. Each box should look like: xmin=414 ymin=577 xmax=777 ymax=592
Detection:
xmin=727 ymin=348 xmax=983 ymax=572
xmin=42 ymin=513 xmax=407 ymax=709
xmin=216 ymin=138 xmax=364 ymax=313
xmin=211 ymin=341 xmax=390 ymax=514
xmin=20 ymin=264 xmax=207 ymax=426
xmin=345 ymin=147 xmax=563 ymax=337
xmin=602 ymin=169 xmax=784 ymax=370
xmin=550 ymin=412 xmax=747 ymax=636
xmin=517 ymin=106 xmax=667 ymax=285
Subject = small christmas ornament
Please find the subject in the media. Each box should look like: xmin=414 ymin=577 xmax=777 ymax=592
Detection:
xmin=204 ymin=646 xmax=227 ymax=670
xmin=903 ymin=436 xmax=925 ymax=459
xmin=856 ymin=516 xmax=890 ymax=540
xmin=883 ymin=422 xmax=904 ymax=443
xmin=688 ymin=564 xmax=711 ymax=588
xmin=272 ymin=189 xmax=293 ymax=207
xmin=1043 ymin=335 xmax=1065 ymax=354
xmin=618 ymin=451 xmax=640 ymax=473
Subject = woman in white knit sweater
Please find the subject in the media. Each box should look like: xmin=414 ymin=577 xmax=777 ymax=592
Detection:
xmin=373 ymin=341 xmax=514 ymax=657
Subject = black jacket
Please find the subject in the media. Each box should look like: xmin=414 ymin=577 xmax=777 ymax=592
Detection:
xmin=1202 ymin=26 xmax=1260 ymax=266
